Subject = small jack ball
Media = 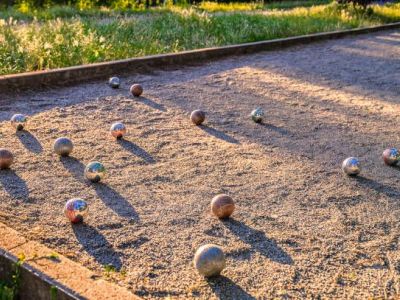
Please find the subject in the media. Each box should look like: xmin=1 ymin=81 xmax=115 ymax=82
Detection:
xmin=382 ymin=148 xmax=399 ymax=166
xmin=64 ymin=198 xmax=88 ymax=223
xmin=342 ymin=157 xmax=361 ymax=176
xmin=190 ymin=110 xmax=206 ymax=126
xmin=251 ymin=107 xmax=264 ymax=123
xmin=110 ymin=122 xmax=126 ymax=139
xmin=130 ymin=84 xmax=143 ymax=97
xmin=211 ymin=194 xmax=235 ymax=219
xmin=0 ymin=149 xmax=14 ymax=170
xmin=194 ymin=244 xmax=226 ymax=277
xmin=11 ymin=114 xmax=27 ymax=131
xmin=109 ymin=77 xmax=120 ymax=89
xmin=54 ymin=137 xmax=73 ymax=157
xmin=85 ymin=161 xmax=106 ymax=183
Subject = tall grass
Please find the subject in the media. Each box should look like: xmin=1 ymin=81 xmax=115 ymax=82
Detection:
xmin=0 ymin=1 xmax=399 ymax=75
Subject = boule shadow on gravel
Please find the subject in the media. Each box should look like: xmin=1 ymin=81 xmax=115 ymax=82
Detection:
xmin=354 ymin=176 xmax=400 ymax=198
xmin=198 ymin=125 xmax=239 ymax=145
xmin=259 ymin=123 xmax=291 ymax=136
xmin=92 ymin=182 xmax=140 ymax=222
xmin=60 ymin=156 xmax=86 ymax=182
xmin=16 ymin=130 xmax=43 ymax=154
xmin=222 ymin=219 xmax=293 ymax=265
xmin=60 ymin=157 xmax=139 ymax=221
xmin=136 ymin=96 xmax=166 ymax=112
xmin=0 ymin=169 xmax=29 ymax=199
xmin=117 ymin=139 xmax=155 ymax=164
xmin=388 ymin=164 xmax=400 ymax=171
xmin=72 ymin=223 xmax=122 ymax=271
xmin=207 ymin=276 xmax=256 ymax=300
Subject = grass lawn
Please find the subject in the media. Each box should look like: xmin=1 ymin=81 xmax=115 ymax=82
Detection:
xmin=0 ymin=1 xmax=399 ymax=75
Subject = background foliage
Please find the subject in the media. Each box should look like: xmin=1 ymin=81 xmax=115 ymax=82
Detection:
xmin=0 ymin=0 xmax=399 ymax=75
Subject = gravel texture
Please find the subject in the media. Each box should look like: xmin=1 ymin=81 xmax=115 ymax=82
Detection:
xmin=1 ymin=29 xmax=400 ymax=299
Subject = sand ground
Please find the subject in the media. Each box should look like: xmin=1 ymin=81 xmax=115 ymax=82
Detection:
xmin=1 ymin=29 xmax=400 ymax=299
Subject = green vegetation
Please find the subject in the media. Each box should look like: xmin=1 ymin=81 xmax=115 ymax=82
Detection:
xmin=0 ymin=281 xmax=15 ymax=300
xmin=0 ymin=256 xmax=23 ymax=300
xmin=0 ymin=1 xmax=399 ymax=75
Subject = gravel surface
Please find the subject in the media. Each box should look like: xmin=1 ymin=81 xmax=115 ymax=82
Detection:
xmin=1 ymin=29 xmax=400 ymax=299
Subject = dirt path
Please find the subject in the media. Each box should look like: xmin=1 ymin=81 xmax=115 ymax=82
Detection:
xmin=1 ymin=30 xmax=400 ymax=299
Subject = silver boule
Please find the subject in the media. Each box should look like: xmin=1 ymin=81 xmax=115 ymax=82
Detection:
xmin=54 ymin=137 xmax=74 ymax=157
xmin=64 ymin=198 xmax=88 ymax=223
xmin=85 ymin=161 xmax=106 ymax=183
xmin=382 ymin=148 xmax=399 ymax=166
xmin=342 ymin=157 xmax=361 ymax=176
xmin=251 ymin=107 xmax=264 ymax=123
xmin=194 ymin=244 xmax=226 ymax=277
xmin=110 ymin=122 xmax=126 ymax=139
xmin=109 ymin=77 xmax=120 ymax=89
xmin=11 ymin=114 xmax=27 ymax=131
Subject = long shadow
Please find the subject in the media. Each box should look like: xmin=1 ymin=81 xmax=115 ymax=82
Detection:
xmin=92 ymin=182 xmax=140 ymax=222
xmin=260 ymin=123 xmax=291 ymax=136
xmin=199 ymin=125 xmax=240 ymax=144
xmin=222 ymin=219 xmax=293 ymax=265
xmin=256 ymin=33 xmax=400 ymax=104
xmin=355 ymin=176 xmax=400 ymax=198
xmin=16 ymin=130 xmax=43 ymax=154
xmin=0 ymin=169 xmax=29 ymax=199
xmin=60 ymin=156 xmax=140 ymax=221
xmin=60 ymin=156 xmax=85 ymax=182
xmin=117 ymin=139 xmax=156 ymax=164
xmin=207 ymin=276 xmax=256 ymax=300
xmin=137 ymin=96 xmax=166 ymax=112
xmin=72 ymin=223 xmax=122 ymax=271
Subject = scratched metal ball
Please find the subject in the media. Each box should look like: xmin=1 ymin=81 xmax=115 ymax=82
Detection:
xmin=109 ymin=77 xmax=120 ymax=89
xmin=211 ymin=194 xmax=235 ymax=219
xmin=194 ymin=244 xmax=226 ymax=277
xmin=342 ymin=157 xmax=361 ymax=176
xmin=64 ymin=198 xmax=88 ymax=223
xmin=382 ymin=148 xmax=399 ymax=166
xmin=251 ymin=107 xmax=264 ymax=123
xmin=11 ymin=114 xmax=27 ymax=131
xmin=130 ymin=84 xmax=143 ymax=97
xmin=190 ymin=110 xmax=206 ymax=126
xmin=85 ymin=161 xmax=106 ymax=183
xmin=110 ymin=122 xmax=126 ymax=139
xmin=0 ymin=149 xmax=14 ymax=170
xmin=53 ymin=137 xmax=73 ymax=157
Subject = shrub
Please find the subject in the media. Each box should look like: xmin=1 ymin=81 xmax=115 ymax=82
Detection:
xmin=336 ymin=0 xmax=374 ymax=8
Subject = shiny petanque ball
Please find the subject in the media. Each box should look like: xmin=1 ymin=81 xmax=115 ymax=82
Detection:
xmin=110 ymin=122 xmax=126 ymax=139
xmin=109 ymin=77 xmax=120 ymax=89
xmin=342 ymin=157 xmax=361 ymax=176
xmin=211 ymin=194 xmax=235 ymax=219
xmin=382 ymin=148 xmax=399 ymax=166
xmin=64 ymin=198 xmax=88 ymax=223
xmin=130 ymin=84 xmax=143 ymax=97
xmin=85 ymin=161 xmax=106 ymax=183
xmin=251 ymin=107 xmax=264 ymax=123
xmin=190 ymin=110 xmax=206 ymax=126
xmin=194 ymin=244 xmax=226 ymax=277
xmin=0 ymin=149 xmax=14 ymax=170
xmin=11 ymin=114 xmax=27 ymax=131
xmin=53 ymin=137 xmax=73 ymax=157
